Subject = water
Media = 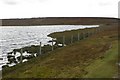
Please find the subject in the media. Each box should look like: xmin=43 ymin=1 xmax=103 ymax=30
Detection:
xmin=0 ymin=25 xmax=99 ymax=70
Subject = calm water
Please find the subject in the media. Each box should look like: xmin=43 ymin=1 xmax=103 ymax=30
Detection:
xmin=0 ymin=25 xmax=98 ymax=70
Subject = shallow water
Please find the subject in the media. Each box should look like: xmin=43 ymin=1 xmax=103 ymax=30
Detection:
xmin=0 ymin=25 xmax=99 ymax=70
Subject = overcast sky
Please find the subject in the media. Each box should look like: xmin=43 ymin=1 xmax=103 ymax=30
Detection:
xmin=0 ymin=0 xmax=119 ymax=19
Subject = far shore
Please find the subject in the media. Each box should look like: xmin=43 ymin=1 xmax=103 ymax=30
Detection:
xmin=1 ymin=17 xmax=119 ymax=26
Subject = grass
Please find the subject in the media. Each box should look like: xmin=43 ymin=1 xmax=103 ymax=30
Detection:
xmin=48 ymin=27 xmax=98 ymax=45
xmin=2 ymin=23 xmax=118 ymax=78
xmin=83 ymin=40 xmax=118 ymax=78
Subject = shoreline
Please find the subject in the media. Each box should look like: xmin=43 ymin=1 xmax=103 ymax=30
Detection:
xmin=2 ymin=26 xmax=99 ymax=69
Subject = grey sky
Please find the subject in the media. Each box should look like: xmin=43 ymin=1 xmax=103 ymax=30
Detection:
xmin=118 ymin=1 xmax=120 ymax=18
xmin=4 ymin=1 xmax=17 ymax=5
xmin=0 ymin=0 xmax=119 ymax=19
xmin=2 ymin=0 xmax=19 ymax=5
xmin=2 ymin=0 xmax=47 ymax=5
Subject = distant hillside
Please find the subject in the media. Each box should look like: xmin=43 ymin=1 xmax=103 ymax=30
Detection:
xmin=1 ymin=17 xmax=118 ymax=26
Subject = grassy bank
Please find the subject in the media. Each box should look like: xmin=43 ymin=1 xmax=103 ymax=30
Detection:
xmin=83 ymin=40 xmax=118 ymax=78
xmin=5 ymin=26 xmax=98 ymax=66
xmin=2 ymin=23 xmax=118 ymax=78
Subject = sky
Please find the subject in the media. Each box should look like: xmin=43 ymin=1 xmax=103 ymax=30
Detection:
xmin=0 ymin=0 xmax=119 ymax=19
